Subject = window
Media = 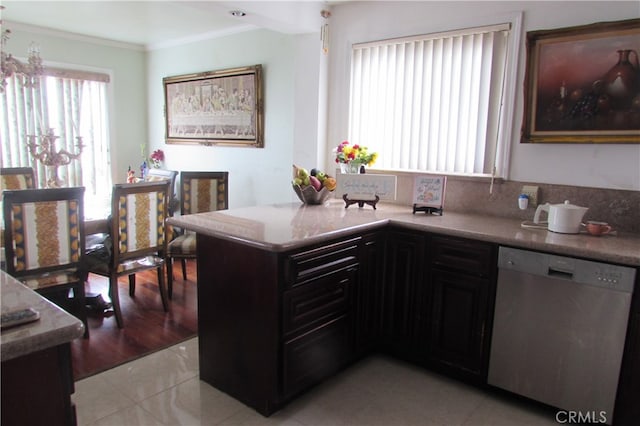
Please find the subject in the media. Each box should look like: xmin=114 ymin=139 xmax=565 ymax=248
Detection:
xmin=1 ymin=67 xmax=112 ymax=212
xmin=349 ymin=21 xmax=519 ymax=178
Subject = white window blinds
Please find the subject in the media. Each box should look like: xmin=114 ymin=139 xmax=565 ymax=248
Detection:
xmin=349 ymin=23 xmax=512 ymax=176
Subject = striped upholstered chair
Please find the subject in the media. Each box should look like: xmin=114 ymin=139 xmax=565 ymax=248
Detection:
xmin=2 ymin=187 xmax=89 ymax=337
xmin=1 ymin=167 xmax=35 ymax=190
xmin=84 ymin=181 xmax=171 ymax=328
xmin=166 ymin=171 xmax=228 ymax=298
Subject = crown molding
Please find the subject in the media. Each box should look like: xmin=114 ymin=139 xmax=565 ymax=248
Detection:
xmin=5 ymin=20 xmax=145 ymax=51
xmin=147 ymin=24 xmax=258 ymax=51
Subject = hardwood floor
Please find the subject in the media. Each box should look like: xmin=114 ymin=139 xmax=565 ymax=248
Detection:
xmin=71 ymin=260 xmax=198 ymax=381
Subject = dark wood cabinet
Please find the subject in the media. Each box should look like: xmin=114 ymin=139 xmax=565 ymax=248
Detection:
xmin=1 ymin=343 xmax=77 ymax=426
xmin=426 ymin=235 xmax=497 ymax=382
xmin=282 ymin=262 xmax=358 ymax=398
xmin=382 ymin=229 xmax=425 ymax=357
xmin=196 ymin=223 xmax=635 ymax=422
xmin=197 ymin=233 xmax=360 ymax=416
xmin=354 ymin=232 xmax=385 ymax=356
xmin=428 ymin=269 xmax=490 ymax=379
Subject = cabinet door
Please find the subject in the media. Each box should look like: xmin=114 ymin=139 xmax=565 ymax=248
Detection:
xmin=282 ymin=264 xmax=358 ymax=399
xmin=383 ymin=230 xmax=425 ymax=355
xmin=354 ymin=232 xmax=384 ymax=356
xmin=429 ymin=268 xmax=489 ymax=380
xmin=282 ymin=315 xmax=351 ymax=398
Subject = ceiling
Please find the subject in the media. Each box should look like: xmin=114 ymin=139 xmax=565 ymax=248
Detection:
xmin=2 ymin=1 xmax=334 ymax=50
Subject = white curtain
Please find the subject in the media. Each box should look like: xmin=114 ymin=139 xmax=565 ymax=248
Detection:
xmin=349 ymin=23 xmax=510 ymax=176
xmin=1 ymin=69 xmax=112 ymax=209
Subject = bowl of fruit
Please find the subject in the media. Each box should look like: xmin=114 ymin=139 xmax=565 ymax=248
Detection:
xmin=292 ymin=165 xmax=337 ymax=204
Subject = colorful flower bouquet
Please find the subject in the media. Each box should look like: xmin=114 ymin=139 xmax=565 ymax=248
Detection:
xmin=334 ymin=141 xmax=378 ymax=173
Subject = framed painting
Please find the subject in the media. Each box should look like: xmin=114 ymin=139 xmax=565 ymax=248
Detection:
xmin=521 ymin=18 xmax=640 ymax=144
xmin=163 ymin=65 xmax=264 ymax=147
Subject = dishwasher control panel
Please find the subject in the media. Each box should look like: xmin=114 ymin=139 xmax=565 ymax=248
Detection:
xmin=498 ymin=246 xmax=636 ymax=293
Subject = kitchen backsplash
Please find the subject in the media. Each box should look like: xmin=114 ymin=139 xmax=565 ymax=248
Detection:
xmin=376 ymin=172 xmax=640 ymax=235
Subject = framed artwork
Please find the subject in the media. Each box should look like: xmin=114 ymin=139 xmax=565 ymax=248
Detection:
xmin=163 ymin=65 xmax=264 ymax=147
xmin=412 ymin=175 xmax=446 ymax=215
xmin=521 ymin=18 xmax=640 ymax=144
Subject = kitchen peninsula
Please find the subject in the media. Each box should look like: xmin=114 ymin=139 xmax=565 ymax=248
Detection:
xmin=168 ymin=200 xmax=640 ymax=422
xmin=1 ymin=270 xmax=85 ymax=426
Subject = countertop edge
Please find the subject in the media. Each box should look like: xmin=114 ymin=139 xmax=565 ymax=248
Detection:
xmin=1 ymin=322 xmax=85 ymax=361
xmin=1 ymin=271 xmax=85 ymax=362
xmin=168 ymin=204 xmax=640 ymax=267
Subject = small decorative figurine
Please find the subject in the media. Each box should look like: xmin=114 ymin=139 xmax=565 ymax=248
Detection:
xmin=127 ymin=166 xmax=136 ymax=183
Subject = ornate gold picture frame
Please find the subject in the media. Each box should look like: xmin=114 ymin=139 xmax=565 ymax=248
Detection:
xmin=521 ymin=19 xmax=640 ymax=144
xmin=164 ymin=65 xmax=264 ymax=147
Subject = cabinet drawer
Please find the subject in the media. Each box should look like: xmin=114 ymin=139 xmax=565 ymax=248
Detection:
xmin=430 ymin=235 xmax=494 ymax=277
xmin=284 ymin=237 xmax=360 ymax=287
xmin=283 ymin=266 xmax=355 ymax=336
xmin=282 ymin=315 xmax=351 ymax=398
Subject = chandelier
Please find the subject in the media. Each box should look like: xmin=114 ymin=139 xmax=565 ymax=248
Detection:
xmin=1 ymin=6 xmax=44 ymax=92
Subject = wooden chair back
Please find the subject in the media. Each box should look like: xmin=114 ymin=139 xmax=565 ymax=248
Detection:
xmin=3 ymin=187 xmax=85 ymax=278
xmin=109 ymin=180 xmax=171 ymax=266
xmin=1 ymin=167 xmax=35 ymax=190
xmin=180 ymin=171 xmax=229 ymax=215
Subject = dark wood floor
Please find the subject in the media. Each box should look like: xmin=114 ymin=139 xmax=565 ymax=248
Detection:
xmin=71 ymin=260 xmax=198 ymax=381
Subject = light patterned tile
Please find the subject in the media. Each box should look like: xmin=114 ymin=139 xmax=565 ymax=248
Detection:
xmin=139 ymin=376 xmax=246 ymax=425
xmin=167 ymin=337 xmax=199 ymax=371
xmin=86 ymin=405 xmax=166 ymax=426
xmin=76 ymin=348 xmax=561 ymax=426
xmin=463 ymin=394 xmax=558 ymax=426
xmin=98 ymin=348 xmax=198 ymax=402
xmin=73 ymin=374 xmax=136 ymax=426
xmin=219 ymin=408 xmax=305 ymax=426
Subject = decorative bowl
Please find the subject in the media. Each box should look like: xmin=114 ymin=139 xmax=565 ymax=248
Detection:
xmin=293 ymin=184 xmax=333 ymax=204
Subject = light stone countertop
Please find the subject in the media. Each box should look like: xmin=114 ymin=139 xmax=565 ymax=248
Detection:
xmin=168 ymin=200 xmax=640 ymax=267
xmin=1 ymin=270 xmax=85 ymax=362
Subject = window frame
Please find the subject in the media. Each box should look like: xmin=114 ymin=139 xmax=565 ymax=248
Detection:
xmin=346 ymin=13 xmax=522 ymax=182
xmin=0 ymin=60 xmax=114 ymax=211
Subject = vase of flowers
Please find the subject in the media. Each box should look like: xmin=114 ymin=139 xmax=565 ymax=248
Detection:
xmin=150 ymin=149 xmax=165 ymax=168
xmin=334 ymin=141 xmax=378 ymax=173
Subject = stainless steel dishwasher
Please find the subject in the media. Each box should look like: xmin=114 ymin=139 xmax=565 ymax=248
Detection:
xmin=488 ymin=246 xmax=636 ymax=424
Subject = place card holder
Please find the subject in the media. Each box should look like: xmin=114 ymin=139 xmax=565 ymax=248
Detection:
xmin=412 ymin=175 xmax=446 ymax=215
xmin=343 ymin=194 xmax=380 ymax=209
xmin=336 ymin=174 xmax=397 ymax=210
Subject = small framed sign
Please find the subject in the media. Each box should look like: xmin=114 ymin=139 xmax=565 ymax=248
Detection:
xmin=335 ymin=173 xmax=397 ymax=209
xmin=412 ymin=175 xmax=446 ymax=215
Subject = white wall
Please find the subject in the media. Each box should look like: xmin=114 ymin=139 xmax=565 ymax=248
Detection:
xmin=146 ymin=29 xmax=323 ymax=208
xmin=327 ymin=1 xmax=640 ymax=190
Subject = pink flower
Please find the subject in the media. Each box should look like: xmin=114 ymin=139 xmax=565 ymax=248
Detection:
xmin=150 ymin=149 xmax=164 ymax=162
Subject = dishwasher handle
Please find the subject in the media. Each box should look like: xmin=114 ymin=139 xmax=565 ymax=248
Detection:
xmin=547 ymin=267 xmax=573 ymax=280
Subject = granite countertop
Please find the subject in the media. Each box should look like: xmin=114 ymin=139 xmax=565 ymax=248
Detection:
xmin=1 ymin=271 xmax=85 ymax=362
xmin=168 ymin=200 xmax=640 ymax=267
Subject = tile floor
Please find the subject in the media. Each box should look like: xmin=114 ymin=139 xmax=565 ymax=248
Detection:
xmin=74 ymin=337 xmax=558 ymax=425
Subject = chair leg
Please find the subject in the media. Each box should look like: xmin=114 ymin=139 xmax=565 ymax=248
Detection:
xmin=167 ymin=258 xmax=174 ymax=300
xmin=181 ymin=259 xmax=187 ymax=280
xmin=109 ymin=276 xmax=124 ymax=328
xmin=157 ymin=264 xmax=169 ymax=312
xmin=77 ymin=283 xmax=90 ymax=339
xmin=129 ymin=274 xmax=136 ymax=297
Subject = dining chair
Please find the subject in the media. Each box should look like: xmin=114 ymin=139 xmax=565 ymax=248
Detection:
xmin=2 ymin=186 xmax=89 ymax=337
xmin=166 ymin=171 xmax=228 ymax=298
xmin=84 ymin=180 xmax=171 ymax=328
xmin=1 ymin=167 xmax=36 ymax=190
xmin=145 ymin=168 xmax=179 ymax=214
